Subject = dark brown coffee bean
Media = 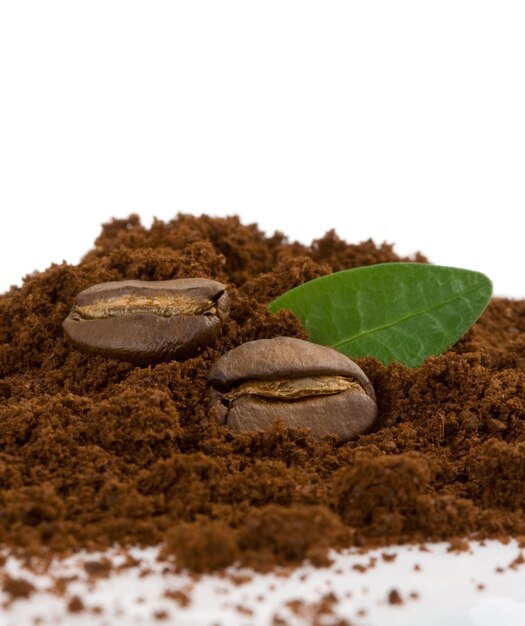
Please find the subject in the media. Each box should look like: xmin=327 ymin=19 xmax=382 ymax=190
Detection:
xmin=207 ymin=336 xmax=378 ymax=442
xmin=63 ymin=278 xmax=229 ymax=363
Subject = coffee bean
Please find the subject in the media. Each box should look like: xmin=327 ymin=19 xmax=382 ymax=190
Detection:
xmin=207 ymin=336 xmax=378 ymax=442
xmin=63 ymin=278 xmax=229 ymax=363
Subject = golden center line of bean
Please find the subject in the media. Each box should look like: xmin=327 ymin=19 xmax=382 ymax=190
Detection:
xmin=223 ymin=376 xmax=362 ymax=402
xmin=74 ymin=295 xmax=216 ymax=320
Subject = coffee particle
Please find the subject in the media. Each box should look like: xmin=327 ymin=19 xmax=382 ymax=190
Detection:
xmin=447 ymin=538 xmax=470 ymax=553
xmin=509 ymin=552 xmax=524 ymax=570
xmin=388 ymin=589 xmax=403 ymax=605
xmin=285 ymin=599 xmax=305 ymax=616
xmin=352 ymin=564 xmax=367 ymax=573
xmin=236 ymin=605 xmax=254 ymax=616
xmin=153 ymin=609 xmax=169 ymax=620
xmin=84 ymin=558 xmax=112 ymax=578
xmin=164 ymin=589 xmax=191 ymax=607
xmin=52 ymin=575 xmax=77 ymax=596
xmin=2 ymin=575 xmax=35 ymax=601
xmin=229 ymin=574 xmax=253 ymax=586
xmin=67 ymin=595 xmax=84 ymax=613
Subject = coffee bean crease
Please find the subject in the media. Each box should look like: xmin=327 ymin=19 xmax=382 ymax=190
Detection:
xmin=223 ymin=376 xmax=362 ymax=403
xmin=73 ymin=294 xmax=217 ymax=320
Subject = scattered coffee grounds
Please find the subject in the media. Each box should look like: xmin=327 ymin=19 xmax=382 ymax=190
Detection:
xmin=1 ymin=213 xmax=525 ymax=574
xmin=279 ymin=593 xmax=350 ymax=626
xmin=447 ymin=538 xmax=470 ymax=553
xmin=387 ymin=589 xmax=403 ymax=605
xmin=164 ymin=589 xmax=191 ymax=608
xmin=1 ymin=574 xmax=35 ymax=602
xmin=67 ymin=595 xmax=84 ymax=613
xmin=83 ymin=558 xmax=112 ymax=578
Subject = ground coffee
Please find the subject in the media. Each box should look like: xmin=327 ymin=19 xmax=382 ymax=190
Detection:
xmin=1 ymin=213 xmax=525 ymax=573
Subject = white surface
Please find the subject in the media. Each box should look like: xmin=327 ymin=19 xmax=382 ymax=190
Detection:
xmin=1 ymin=2 xmax=525 ymax=297
xmin=2 ymin=541 xmax=525 ymax=626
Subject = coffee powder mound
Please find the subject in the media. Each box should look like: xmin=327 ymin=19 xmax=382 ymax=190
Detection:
xmin=1 ymin=213 xmax=525 ymax=572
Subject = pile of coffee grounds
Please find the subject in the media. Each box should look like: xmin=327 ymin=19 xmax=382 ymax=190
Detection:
xmin=1 ymin=213 xmax=525 ymax=573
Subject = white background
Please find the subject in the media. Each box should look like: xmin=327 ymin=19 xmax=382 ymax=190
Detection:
xmin=1 ymin=1 xmax=524 ymax=297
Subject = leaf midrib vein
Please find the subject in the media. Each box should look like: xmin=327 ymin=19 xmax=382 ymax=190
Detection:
xmin=331 ymin=283 xmax=483 ymax=350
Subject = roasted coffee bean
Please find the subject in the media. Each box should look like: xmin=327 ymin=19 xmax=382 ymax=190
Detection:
xmin=207 ymin=336 xmax=378 ymax=442
xmin=63 ymin=278 xmax=229 ymax=363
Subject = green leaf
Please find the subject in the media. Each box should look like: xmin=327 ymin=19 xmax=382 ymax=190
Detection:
xmin=268 ymin=263 xmax=493 ymax=367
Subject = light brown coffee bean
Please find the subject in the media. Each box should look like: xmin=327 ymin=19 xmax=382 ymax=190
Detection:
xmin=63 ymin=278 xmax=229 ymax=363
xmin=207 ymin=336 xmax=378 ymax=442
